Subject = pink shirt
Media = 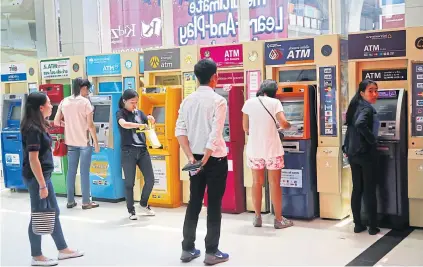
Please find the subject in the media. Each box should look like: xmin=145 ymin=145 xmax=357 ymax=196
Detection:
xmin=58 ymin=95 xmax=93 ymax=147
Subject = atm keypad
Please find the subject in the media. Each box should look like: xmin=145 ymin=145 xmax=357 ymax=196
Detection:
xmin=378 ymin=121 xmax=396 ymax=137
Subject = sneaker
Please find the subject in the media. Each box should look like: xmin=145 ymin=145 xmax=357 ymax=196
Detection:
xmin=58 ymin=249 xmax=84 ymax=260
xmin=253 ymin=216 xmax=262 ymax=227
xmin=274 ymin=217 xmax=293 ymax=229
xmin=129 ymin=211 xmax=138 ymax=220
xmin=66 ymin=202 xmax=77 ymax=209
xmin=354 ymin=224 xmax=367 ymax=233
xmin=368 ymin=227 xmax=381 ymax=235
xmin=31 ymin=258 xmax=58 ymax=266
xmin=140 ymin=205 xmax=155 ymax=216
xmin=180 ymin=248 xmax=201 ymax=263
xmin=204 ymin=250 xmax=229 ymax=265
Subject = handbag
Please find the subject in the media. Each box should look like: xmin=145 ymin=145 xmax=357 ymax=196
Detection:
xmin=31 ymin=198 xmax=56 ymax=235
xmin=53 ymin=137 xmax=67 ymax=157
xmin=136 ymin=121 xmax=162 ymax=149
xmin=257 ymin=97 xmax=285 ymax=141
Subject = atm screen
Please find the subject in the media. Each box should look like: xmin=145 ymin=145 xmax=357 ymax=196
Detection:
xmin=10 ymin=105 xmax=21 ymax=121
xmin=281 ymin=101 xmax=304 ymax=122
xmin=49 ymin=105 xmax=58 ymax=121
xmin=372 ymin=99 xmax=397 ymax=121
xmin=152 ymin=107 xmax=165 ymax=124
xmin=93 ymin=105 xmax=111 ymax=122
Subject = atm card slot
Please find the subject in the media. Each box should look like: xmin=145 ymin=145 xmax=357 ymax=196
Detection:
xmin=5 ymin=135 xmax=18 ymax=140
xmin=282 ymin=142 xmax=302 ymax=153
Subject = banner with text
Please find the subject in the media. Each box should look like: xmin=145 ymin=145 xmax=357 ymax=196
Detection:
xmin=144 ymin=48 xmax=181 ymax=71
xmin=249 ymin=0 xmax=288 ymax=41
xmin=265 ymin=38 xmax=314 ymax=65
xmin=1 ymin=63 xmax=27 ymax=82
xmin=109 ymin=0 xmax=162 ymax=53
xmin=200 ymin=44 xmax=243 ymax=68
xmin=40 ymin=59 xmax=70 ymax=79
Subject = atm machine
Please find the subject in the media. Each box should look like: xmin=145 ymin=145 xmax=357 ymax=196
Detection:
xmin=369 ymin=89 xmax=409 ymax=229
xmin=1 ymin=93 xmax=27 ymax=190
xmin=39 ymin=84 xmax=71 ymax=195
xmin=89 ymin=93 xmax=125 ymax=202
xmin=276 ymin=85 xmax=318 ymax=219
xmin=138 ymin=85 xmax=182 ymax=208
xmin=203 ymin=85 xmax=246 ymax=214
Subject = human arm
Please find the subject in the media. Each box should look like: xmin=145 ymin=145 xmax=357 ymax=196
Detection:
xmin=275 ymin=101 xmax=291 ymax=129
xmin=242 ymin=113 xmax=249 ymax=135
xmin=354 ymin=106 xmax=376 ymax=145
xmin=203 ymin=98 xmax=227 ymax=165
xmin=53 ymin=101 xmax=65 ymax=127
xmin=175 ymin=103 xmax=195 ymax=164
xmin=116 ymin=110 xmax=147 ymax=129
xmin=86 ymin=102 xmax=99 ymax=153
xmin=26 ymin=131 xmax=48 ymax=198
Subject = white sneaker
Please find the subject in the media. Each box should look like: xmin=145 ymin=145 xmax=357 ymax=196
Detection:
xmin=129 ymin=211 xmax=138 ymax=220
xmin=31 ymin=258 xmax=58 ymax=266
xmin=140 ymin=205 xmax=155 ymax=216
xmin=58 ymin=249 xmax=84 ymax=260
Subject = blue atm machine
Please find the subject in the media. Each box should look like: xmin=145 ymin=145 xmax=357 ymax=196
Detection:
xmin=1 ymin=94 xmax=28 ymax=190
xmin=89 ymin=82 xmax=125 ymax=202
xmin=276 ymin=85 xmax=319 ymax=219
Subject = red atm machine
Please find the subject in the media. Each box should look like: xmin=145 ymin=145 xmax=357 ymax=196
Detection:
xmin=203 ymin=83 xmax=246 ymax=214
xmin=39 ymin=84 xmax=64 ymax=134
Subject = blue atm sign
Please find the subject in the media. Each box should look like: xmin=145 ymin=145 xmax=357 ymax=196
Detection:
xmin=86 ymin=54 xmax=121 ymax=76
xmin=265 ymin=38 xmax=314 ymax=66
xmin=1 ymin=63 xmax=27 ymax=82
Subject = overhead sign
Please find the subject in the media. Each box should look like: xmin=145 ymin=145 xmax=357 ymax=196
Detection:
xmin=217 ymin=71 xmax=244 ymax=85
xmin=381 ymin=14 xmax=405 ymax=29
xmin=265 ymin=38 xmax=314 ymax=66
xmin=200 ymin=44 xmax=243 ymax=68
xmin=362 ymin=69 xmax=407 ymax=81
xmin=319 ymin=66 xmax=338 ymax=137
xmin=1 ymin=63 xmax=27 ymax=82
xmin=40 ymin=59 xmax=70 ymax=79
xmin=412 ymin=63 xmax=423 ymax=137
xmin=348 ymin=30 xmax=406 ymax=60
xmin=144 ymin=48 xmax=181 ymax=71
xmin=86 ymin=54 xmax=122 ymax=76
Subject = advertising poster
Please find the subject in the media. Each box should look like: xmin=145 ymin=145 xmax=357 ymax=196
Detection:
xmin=281 ymin=169 xmax=302 ymax=188
xmin=151 ymin=155 xmax=167 ymax=192
xmin=348 ymin=30 xmax=406 ymax=60
xmin=86 ymin=54 xmax=122 ymax=76
xmin=1 ymin=63 xmax=27 ymax=82
xmin=249 ymin=0 xmax=288 ymax=41
xmin=109 ymin=0 xmax=162 ymax=53
xmin=412 ymin=63 xmax=423 ymax=137
xmin=200 ymin=44 xmax=243 ymax=68
xmin=40 ymin=59 xmax=70 ymax=79
xmin=124 ymin=77 xmax=136 ymax=91
xmin=319 ymin=66 xmax=338 ymax=137
xmin=246 ymin=70 xmax=261 ymax=99
xmin=183 ymin=72 xmax=197 ymax=98
xmin=90 ymin=158 xmax=110 ymax=186
xmin=265 ymin=38 xmax=314 ymax=65
xmin=144 ymin=48 xmax=181 ymax=71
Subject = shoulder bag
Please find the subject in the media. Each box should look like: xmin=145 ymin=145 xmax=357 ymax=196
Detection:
xmin=257 ymin=97 xmax=285 ymax=141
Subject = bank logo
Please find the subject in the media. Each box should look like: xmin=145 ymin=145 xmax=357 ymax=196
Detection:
xmin=415 ymin=37 xmax=423 ymax=50
xmin=248 ymin=51 xmax=258 ymax=62
xmin=125 ymin=60 xmax=132 ymax=70
xmin=185 ymin=55 xmax=193 ymax=64
xmin=417 ymin=116 xmax=423 ymax=123
xmin=150 ymin=56 xmax=160 ymax=69
xmin=204 ymin=51 xmax=211 ymax=58
xmin=269 ymin=49 xmax=283 ymax=60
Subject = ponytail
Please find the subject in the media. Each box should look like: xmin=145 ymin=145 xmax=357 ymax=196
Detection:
xmin=345 ymin=79 xmax=378 ymax=126
xmin=119 ymin=89 xmax=139 ymax=110
xmin=118 ymin=96 xmax=125 ymax=109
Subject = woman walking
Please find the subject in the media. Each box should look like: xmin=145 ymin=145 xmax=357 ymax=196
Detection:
xmin=116 ymin=89 xmax=156 ymax=219
xmin=242 ymin=80 xmax=293 ymax=229
xmin=54 ymin=78 xmax=99 ymax=210
xmin=343 ymin=79 xmax=381 ymax=235
xmin=22 ymin=92 xmax=83 ymax=266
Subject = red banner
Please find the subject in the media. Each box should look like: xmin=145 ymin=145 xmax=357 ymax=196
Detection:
xmin=200 ymin=44 xmax=243 ymax=68
xmin=217 ymin=71 xmax=245 ymax=85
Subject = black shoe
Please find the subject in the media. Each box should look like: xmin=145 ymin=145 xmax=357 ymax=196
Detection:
xmin=66 ymin=202 xmax=77 ymax=209
xmin=368 ymin=227 xmax=380 ymax=235
xmin=354 ymin=224 xmax=367 ymax=233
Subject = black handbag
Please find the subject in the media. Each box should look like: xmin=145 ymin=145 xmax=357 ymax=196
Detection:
xmin=257 ymin=97 xmax=285 ymax=141
xmin=31 ymin=198 xmax=56 ymax=235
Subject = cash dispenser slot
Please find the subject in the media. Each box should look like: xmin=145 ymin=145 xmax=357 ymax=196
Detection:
xmin=283 ymin=141 xmax=304 ymax=154
xmin=6 ymin=135 xmax=18 ymax=140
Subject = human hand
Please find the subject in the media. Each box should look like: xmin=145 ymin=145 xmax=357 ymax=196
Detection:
xmin=94 ymin=143 xmax=100 ymax=153
xmin=188 ymin=156 xmax=196 ymax=164
xmin=200 ymin=154 xmax=211 ymax=167
xmin=39 ymin=187 xmax=48 ymax=199
xmin=147 ymin=115 xmax=155 ymax=124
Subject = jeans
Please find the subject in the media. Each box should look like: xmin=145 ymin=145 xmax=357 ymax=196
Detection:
xmin=25 ymin=176 xmax=68 ymax=257
xmin=121 ymin=146 xmax=155 ymax=212
xmin=349 ymin=154 xmax=378 ymax=228
xmin=66 ymin=146 xmax=93 ymax=204
xmin=182 ymin=155 xmax=228 ymax=254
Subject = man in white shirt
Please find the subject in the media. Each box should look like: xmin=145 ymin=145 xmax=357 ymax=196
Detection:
xmin=175 ymin=59 xmax=229 ymax=265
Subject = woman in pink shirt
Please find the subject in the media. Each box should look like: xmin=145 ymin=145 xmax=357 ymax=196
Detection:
xmin=54 ymin=78 xmax=100 ymax=210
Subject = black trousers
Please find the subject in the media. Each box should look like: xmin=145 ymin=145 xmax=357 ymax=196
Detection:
xmin=182 ymin=154 xmax=228 ymax=254
xmin=121 ymin=146 xmax=155 ymax=212
xmin=349 ymin=154 xmax=378 ymax=228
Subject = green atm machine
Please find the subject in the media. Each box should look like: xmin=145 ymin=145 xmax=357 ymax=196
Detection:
xmin=39 ymin=83 xmax=71 ymax=195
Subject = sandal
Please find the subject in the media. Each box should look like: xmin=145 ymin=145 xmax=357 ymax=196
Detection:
xmin=82 ymin=202 xmax=99 ymax=210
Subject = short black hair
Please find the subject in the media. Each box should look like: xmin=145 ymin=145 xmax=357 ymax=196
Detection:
xmin=72 ymin=77 xmax=92 ymax=96
xmin=256 ymin=80 xmax=278 ymax=98
xmin=194 ymin=59 xmax=217 ymax=85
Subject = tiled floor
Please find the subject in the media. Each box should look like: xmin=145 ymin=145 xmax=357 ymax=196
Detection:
xmin=1 ymin=189 xmax=422 ymax=266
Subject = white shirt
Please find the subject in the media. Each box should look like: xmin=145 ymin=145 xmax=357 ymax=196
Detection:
xmin=175 ymin=86 xmax=228 ymax=158
xmin=242 ymin=96 xmax=285 ymax=159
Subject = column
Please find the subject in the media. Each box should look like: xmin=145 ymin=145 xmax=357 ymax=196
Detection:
xmin=347 ymin=0 xmax=365 ymax=33
xmin=58 ymin=0 xmax=101 ymax=56
xmin=162 ymin=0 xmax=175 ymax=47
xmin=405 ymin=0 xmax=423 ymax=26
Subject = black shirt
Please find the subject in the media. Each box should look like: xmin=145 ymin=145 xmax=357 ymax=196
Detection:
xmin=22 ymin=126 xmax=54 ymax=179
xmin=116 ymin=108 xmax=149 ymax=148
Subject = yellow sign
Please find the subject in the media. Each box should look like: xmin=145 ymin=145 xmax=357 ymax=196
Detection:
xmin=183 ymin=72 xmax=197 ymax=98
xmin=90 ymin=161 xmax=109 ymax=179
xmin=185 ymin=55 xmax=193 ymax=64
xmin=150 ymin=56 xmax=160 ymax=69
